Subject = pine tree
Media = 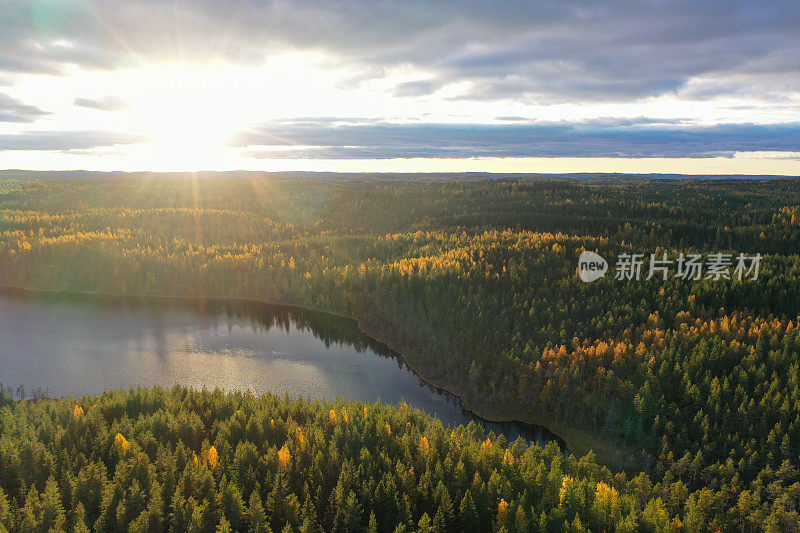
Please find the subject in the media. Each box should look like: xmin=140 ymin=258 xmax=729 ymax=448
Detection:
xmin=217 ymin=516 xmax=233 ymax=533
xmin=417 ymin=513 xmax=433 ymax=533
xmin=513 ymin=505 xmax=529 ymax=533
xmin=170 ymin=486 xmax=189 ymax=532
xmin=435 ymin=482 xmax=454 ymax=532
xmin=0 ymin=488 xmax=11 ymax=532
xmin=268 ymin=472 xmax=290 ymax=531
xmin=367 ymin=512 xmax=378 ymax=533
xmin=220 ymin=478 xmax=247 ymax=532
xmin=459 ymin=491 xmax=478 ymax=530
xmin=248 ymin=489 xmax=270 ymax=533
xmin=40 ymin=477 xmax=66 ymax=531
xmin=343 ymin=491 xmax=363 ymax=533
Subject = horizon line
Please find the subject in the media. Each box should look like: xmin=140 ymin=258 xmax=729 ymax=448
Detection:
xmin=1 ymin=169 xmax=799 ymax=179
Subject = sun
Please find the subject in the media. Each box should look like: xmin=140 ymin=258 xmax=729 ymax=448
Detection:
xmin=111 ymin=57 xmax=345 ymax=170
xmin=142 ymin=98 xmax=232 ymax=170
xmin=120 ymin=65 xmax=242 ymax=170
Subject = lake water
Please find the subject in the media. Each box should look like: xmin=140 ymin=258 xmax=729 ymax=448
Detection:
xmin=0 ymin=289 xmax=564 ymax=448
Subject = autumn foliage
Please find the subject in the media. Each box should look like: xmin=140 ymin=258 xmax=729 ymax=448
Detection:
xmin=1 ymin=176 xmax=800 ymax=530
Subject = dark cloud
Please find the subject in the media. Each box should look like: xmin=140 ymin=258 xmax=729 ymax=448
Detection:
xmin=0 ymin=130 xmax=147 ymax=151
xmin=495 ymin=116 xmax=532 ymax=122
xmin=392 ymin=80 xmax=440 ymax=97
xmin=74 ymin=96 xmax=130 ymax=111
xmin=680 ymin=70 xmax=800 ymax=102
xmin=0 ymin=1 xmax=797 ymax=102
xmin=231 ymin=120 xmax=800 ymax=159
xmin=0 ymin=93 xmax=49 ymax=123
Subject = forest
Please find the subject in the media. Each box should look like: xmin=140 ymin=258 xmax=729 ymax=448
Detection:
xmin=1 ymin=175 xmax=800 ymax=531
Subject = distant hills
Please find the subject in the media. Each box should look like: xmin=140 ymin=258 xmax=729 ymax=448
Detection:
xmin=0 ymin=169 xmax=797 ymax=180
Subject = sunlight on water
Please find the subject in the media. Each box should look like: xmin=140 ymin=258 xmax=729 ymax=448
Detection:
xmin=0 ymin=290 xmax=564 ymax=448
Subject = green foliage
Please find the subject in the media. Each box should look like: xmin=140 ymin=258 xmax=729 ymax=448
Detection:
xmin=2 ymin=175 xmax=800 ymax=530
xmin=1 ymin=387 xmax=636 ymax=532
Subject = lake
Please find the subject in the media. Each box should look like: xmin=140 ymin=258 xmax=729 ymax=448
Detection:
xmin=0 ymin=289 xmax=564 ymax=448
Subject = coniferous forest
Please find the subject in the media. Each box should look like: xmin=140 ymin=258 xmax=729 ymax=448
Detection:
xmin=1 ymin=175 xmax=800 ymax=531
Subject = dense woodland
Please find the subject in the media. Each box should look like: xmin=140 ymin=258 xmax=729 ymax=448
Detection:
xmin=0 ymin=387 xmax=657 ymax=532
xmin=1 ymin=175 xmax=800 ymax=531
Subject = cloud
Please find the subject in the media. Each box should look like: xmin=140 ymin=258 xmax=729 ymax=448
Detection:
xmin=231 ymin=120 xmax=800 ymax=159
xmin=0 ymin=130 xmax=147 ymax=151
xmin=0 ymin=93 xmax=49 ymax=123
xmin=74 ymin=96 xmax=130 ymax=111
xmin=495 ymin=116 xmax=532 ymax=122
xmin=278 ymin=117 xmax=385 ymax=125
xmin=392 ymin=80 xmax=439 ymax=97
xmin=0 ymin=1 xmax=798 ymax=102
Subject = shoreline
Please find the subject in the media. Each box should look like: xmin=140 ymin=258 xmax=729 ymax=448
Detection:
xmin=0 ymin=284 xmax=586 ymax=453
xmin=353 ymin=314 xmax=634 ymax=467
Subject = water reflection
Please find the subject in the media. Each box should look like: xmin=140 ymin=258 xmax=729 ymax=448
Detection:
xmin=0 ymin=288 xmax=565 ymax=449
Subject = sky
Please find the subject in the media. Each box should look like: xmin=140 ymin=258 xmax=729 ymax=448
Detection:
xmin=0 ymin=0 xmax=798 ymax=174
